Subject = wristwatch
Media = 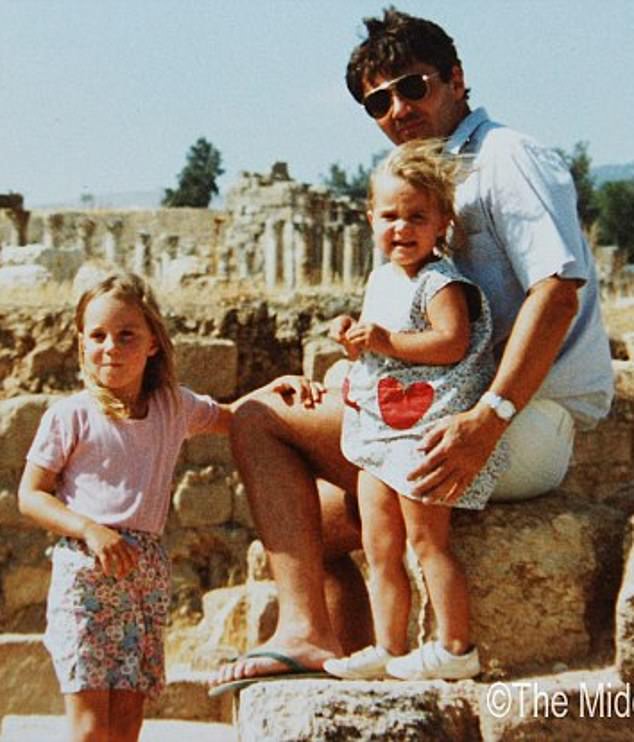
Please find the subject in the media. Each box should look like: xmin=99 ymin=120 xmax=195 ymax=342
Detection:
xmin=480 ymin=391 xmax=517 ymax=422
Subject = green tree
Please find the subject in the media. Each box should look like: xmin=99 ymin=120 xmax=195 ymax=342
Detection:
xmin=162 ymin=137 xmax=224 ymax=207
xmin=556 ymin=141 xmax=599 ymax=230
xmin=321 ymin=150 xmax=389 ymax=201
xmin=596 ymin=179 xmax=634 ymax=259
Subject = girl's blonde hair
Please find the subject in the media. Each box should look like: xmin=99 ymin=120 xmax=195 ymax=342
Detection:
xmin=369 ymin=138 xmax=469 ymax=251
xmin=75 ymin=272 xmax=178 ymax=419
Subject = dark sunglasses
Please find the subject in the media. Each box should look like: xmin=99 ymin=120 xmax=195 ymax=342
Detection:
xmin=362 ymin=72 xmax=440 ymax=119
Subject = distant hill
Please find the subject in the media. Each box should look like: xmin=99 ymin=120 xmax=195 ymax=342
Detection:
xmin=592 ymin=162 xmax=634 ymax=186
xmin=35 ymin=189 xmax=165 ymax=210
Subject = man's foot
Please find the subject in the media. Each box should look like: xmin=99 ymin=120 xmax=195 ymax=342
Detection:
xmin=208 ymin=645 xmax=336 ymax=697
xmin=386 ymin=640 xmax=480 ymax=680
xmin=323 ymin=644 xmax=394 ymax=680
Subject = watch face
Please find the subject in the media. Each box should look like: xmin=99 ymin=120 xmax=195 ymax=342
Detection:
xmin=497 ymin=400 xmax=515 ymax=420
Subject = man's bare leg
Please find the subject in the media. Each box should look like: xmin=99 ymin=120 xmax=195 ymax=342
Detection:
xmin=209 ymin=387 xmax=365 ymax=686
xmin=319 ymin=480 xmax=372 ymax=654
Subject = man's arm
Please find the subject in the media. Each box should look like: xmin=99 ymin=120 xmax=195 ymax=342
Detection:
xmin=407 ymin=274 xmax=579 ymax=501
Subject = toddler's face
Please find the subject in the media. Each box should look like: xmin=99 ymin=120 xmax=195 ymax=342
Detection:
xmin=368 ymin=173 xmax=448 ymax=277
xmin=79 ymin=292 xmax=158 ymax=403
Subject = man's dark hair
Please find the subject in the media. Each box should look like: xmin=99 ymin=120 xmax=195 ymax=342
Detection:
xmin=346 ymin=7 xmax=468 ymax=103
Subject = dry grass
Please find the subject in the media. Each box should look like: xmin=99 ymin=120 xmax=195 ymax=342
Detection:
xmin=0 ymin=276 xmax=365 ymax=313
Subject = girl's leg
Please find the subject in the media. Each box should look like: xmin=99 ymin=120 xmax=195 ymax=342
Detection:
xmin=399 ymin=499 xmax=470 ymax=654
xmin=110 ymin=690 xmax=145 ymax=742
xmin=358 ymin=470 xmax=409 ymax=656
xmin=64 ymin=691 xmax=110 ymax=742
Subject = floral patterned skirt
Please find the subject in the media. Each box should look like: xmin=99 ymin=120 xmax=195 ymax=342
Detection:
xmin=44 ymin=529 xmax=170 ymax=698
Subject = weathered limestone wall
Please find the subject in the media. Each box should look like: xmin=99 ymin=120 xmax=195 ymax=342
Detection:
xmin=0 ymin=163 xmax=375 ymax=293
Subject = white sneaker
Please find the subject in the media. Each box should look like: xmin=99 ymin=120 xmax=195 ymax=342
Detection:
xmin=386 ymin=641 xmax=480 ymax=680
xmin=323 ymin=645 xmax=393 ymax=679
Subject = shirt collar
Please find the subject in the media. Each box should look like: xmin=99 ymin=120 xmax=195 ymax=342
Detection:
xmin=446 ymin=107 xmax=490 ymax=154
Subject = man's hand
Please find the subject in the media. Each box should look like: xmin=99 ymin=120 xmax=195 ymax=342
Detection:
xmin=407 ymin=405 xmax=507 ymax=504
xmin=83 ymin=522 xmax=140 ymax=579
xmin=270 ymin=375 xmax=326 ymax=409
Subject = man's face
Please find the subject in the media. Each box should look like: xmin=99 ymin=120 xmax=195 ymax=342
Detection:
xmin=361 ymin=63 xmax=467 ymax=145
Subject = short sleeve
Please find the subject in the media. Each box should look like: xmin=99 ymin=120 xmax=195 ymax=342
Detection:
xmin=483 ymin=131 xmax=589 ymax=290
xmin=179 ymin=386 xmax=220 ymax=438
xmin=26 ymin=403 xmax=77 ymax=473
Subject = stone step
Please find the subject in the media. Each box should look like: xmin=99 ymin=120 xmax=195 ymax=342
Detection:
xmin=0 ymin=715 xmax=236 ymax=742
xmin=179 ymin=492 xmax=628 ymax=680
xmin=0 ymin=636 xmax=232 ymax=724
xmin=235 ymin=666 xmax=634 ymax=741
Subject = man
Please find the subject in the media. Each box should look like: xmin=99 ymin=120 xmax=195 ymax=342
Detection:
xmin=209 ymin=8 xmax=613 ymax=691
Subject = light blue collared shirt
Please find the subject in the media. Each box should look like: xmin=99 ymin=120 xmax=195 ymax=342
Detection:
xmin=445 ymin=108 xmax=613 ymax=428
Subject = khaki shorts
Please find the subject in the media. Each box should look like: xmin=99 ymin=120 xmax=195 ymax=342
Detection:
xmin=490 ymin=398 xmax=575 ymax=501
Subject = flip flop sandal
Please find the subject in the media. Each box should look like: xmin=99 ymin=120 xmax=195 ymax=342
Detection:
xmin=208 ymin=649 xmax=330 ymax=698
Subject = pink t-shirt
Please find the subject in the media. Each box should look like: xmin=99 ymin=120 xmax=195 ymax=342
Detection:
xmin=26 ymin=386 xmax=220 ymax=534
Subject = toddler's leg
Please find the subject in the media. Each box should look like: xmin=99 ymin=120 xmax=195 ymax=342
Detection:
xmin=110 ymin=690 xmax=145 ymax=741
xmin=64 ymin=690 xmax=109 ymax=742
xmin=399 ymin=500 xmax=470 ymax=654
xmin=358 ymin=470 xmax=409 ymax=656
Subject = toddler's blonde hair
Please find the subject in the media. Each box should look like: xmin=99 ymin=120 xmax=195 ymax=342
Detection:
xmin=75 ymin=272 xmax=178 ymax=419
xmin=369 ymin=138 xmax=469 ymax=251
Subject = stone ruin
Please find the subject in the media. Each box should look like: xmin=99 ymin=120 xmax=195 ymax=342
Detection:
xmin=221 ymin=162 xmax=376 ymax=288
xmin=0 ymin=164 xmax=376 ymax=294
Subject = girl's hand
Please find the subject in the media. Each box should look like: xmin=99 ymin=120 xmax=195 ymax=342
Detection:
xmin=345 ymin=322 xmax=391 ymax=355
xmin=82 ymin=522 xmax=140 ymax=579
xmin=328 ymin=315 xmax=355 ymax=344
xmin=270 ymin=375 xmax=326 ymax=409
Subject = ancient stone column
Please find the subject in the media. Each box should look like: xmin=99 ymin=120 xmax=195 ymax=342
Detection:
xmin=263 ymin=218 xmax=280 ymax=289
xmin=158 ymin=233 xmax=179 ymax=282
xmin=293 ymin=219 xmax=309 ymax=288
xmin=6 ymin=208 xmax=30 ymax=246
xmin=133 ymin=231 xmax=152 ymax=277
xmin=322 ymin=225 xmax=342 ymax=285
xmin=76 ymin=217 xmax=96 ymax=256
xmin=103 ymin=218 xmax=124 ymax=266
xmin=43 ymin=213 xmax=65 ymax=249
xmin=282 ymin=219 xmax=295 ymax=289
xmin=342 ymin=223 xmax=362 ymax=287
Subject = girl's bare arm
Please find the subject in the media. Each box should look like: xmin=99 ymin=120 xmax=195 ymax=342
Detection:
xmin=18 ymin=462 xmax=138 ymax=577
xmin=344 ymin=282 xmax=470 ymax=365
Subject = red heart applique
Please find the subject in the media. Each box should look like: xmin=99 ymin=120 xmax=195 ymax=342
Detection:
xmin=378 ymin=376 xmax=434 ymax=429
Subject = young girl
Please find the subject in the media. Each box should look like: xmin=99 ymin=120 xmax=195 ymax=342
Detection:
xmin=17 ymin=273 xmax=315 ymax=741
xmin=324 ymin=140 xmax=507 ymax=681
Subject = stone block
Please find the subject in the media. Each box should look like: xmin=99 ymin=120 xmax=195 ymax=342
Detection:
xmin=302 ymin=338 xmax=346 ymax=382
xmin=172 ymin=467 xmax=233 ymax=527
xmin=623 ymin=332 xmax=634 ymax=362
xmin=559 ymin=406 xmax=634 ymax=502
xmin=232 ymin=481 xmax=253 ymax=528
xmin=0 ymin=394 xmax=57 ymax=472
xmin=174 ymin=336 xmax=237 ymax=399
xmin=238 ymin=679 xmax=479 ymax=741
xmin=0 ymin=634 xmax=62 ymax=717
xmin=146 ymin=669 xmax=233 ymax=724
xmin=0 ymin=489 xmax=21 ymax=527
xmin=2 ymin=564 xmax=51 ymax=614
xmin=448 ymin=494 xmax=625 ymax=677
xmin=246 ymin=540 xmax=271 ymax=582
xmin=614 ymin=360 xmax=634 ymax=400
xmin=616 ymin=517 xmax=634 ymax=681
xmin=479 ymin=667 xmax=634 ymax=741
xmin=183 ymin=434 xmax=233 ymax=466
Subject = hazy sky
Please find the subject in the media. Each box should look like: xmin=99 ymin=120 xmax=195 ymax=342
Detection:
xmin=1 ymin=0 xmax=632 ymax=206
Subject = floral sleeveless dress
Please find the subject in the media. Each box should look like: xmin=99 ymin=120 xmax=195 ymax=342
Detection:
xmin=341 ymin=258 xmax=508 ymax=509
